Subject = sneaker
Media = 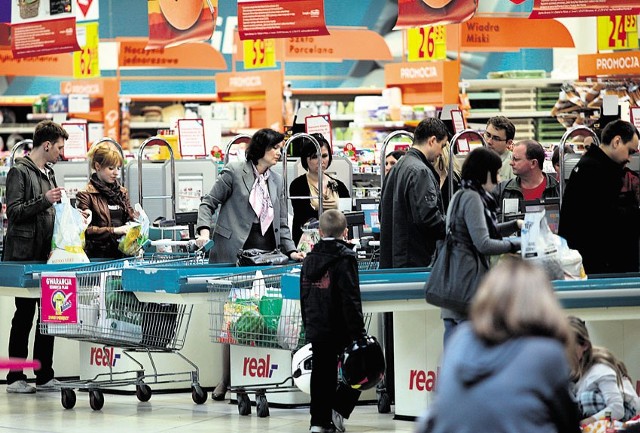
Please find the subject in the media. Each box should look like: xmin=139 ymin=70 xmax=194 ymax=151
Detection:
xmin=332 ymin=410 xmax=345 ymax=432
xmin=310 ymin=426 xmax=336 ymax=433
xmin=212 ymin=381 xmax=227 ymax=401
xmin=6 ymin=380 xmax=36 ymax=394
xmin=37 ymin=379 xmax=60 ymax=392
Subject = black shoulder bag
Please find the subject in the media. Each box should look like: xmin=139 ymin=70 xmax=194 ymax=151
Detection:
xmin=424 ymin=191 xmax=489 ymax=314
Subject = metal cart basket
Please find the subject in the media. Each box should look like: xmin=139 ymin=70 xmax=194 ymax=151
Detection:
xmin=208 ymin=264 xmax=371 ymax=418
xmin=40 ymin=247 xmax=208 ymax=410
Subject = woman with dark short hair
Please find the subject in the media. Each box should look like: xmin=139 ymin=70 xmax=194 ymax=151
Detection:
xmin=195 ymin=128 xmax=305 ymax=401
xmin=440 ymin=147 xmax=523 ymax=345
xmin=289 ymin=133 xmax=350 ymax=245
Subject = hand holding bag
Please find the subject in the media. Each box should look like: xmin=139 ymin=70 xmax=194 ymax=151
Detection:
xmin=424 ymin=192 xmax=489 ymax=314
xmin=236 ymin=248 xmax=289 ymax=266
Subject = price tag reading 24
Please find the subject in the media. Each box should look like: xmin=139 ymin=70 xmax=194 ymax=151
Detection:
xmin=597 ymin=15 xmax=638 ymax=51
xmin=407 ymin=25 xmax=446 ymax=62
xmin=243 ymin=38 xmax=276 ymax=69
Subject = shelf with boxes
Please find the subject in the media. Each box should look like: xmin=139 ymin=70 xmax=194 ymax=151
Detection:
xmin=461 ymin=78 xmax=565 ymax=143
xmin=290 ymin=88 xmax=383 ymax=147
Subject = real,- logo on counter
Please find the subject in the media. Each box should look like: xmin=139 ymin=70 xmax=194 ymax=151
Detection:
xmin=408 ymin=367 xmax=438 ymax=392
xmin=243 ymin=355 xmax=278 ymax=378
xmin=90 ymin=346 xmax=121 ymax=367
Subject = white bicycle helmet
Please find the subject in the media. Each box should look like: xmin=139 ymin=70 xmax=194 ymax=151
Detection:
xmin=291 ymin=343 xmax=313 ymax=394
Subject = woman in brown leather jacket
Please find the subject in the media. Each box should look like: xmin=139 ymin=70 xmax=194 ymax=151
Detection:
xmin=76 ymin=143 xmax=136 ymax=258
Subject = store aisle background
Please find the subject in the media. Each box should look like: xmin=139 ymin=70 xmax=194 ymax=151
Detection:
xmin=0 ymin=387 xmax=414 ymax=433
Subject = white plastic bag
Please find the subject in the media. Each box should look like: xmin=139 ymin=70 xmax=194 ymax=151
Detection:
xmin=48 ymin=191 xmax=90 ymax=264
xmin=521 ymin=210 xmax=564 ymax=280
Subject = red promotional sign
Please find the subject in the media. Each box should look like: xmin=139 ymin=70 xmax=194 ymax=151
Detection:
xmin=11 ymin=17 xmax=80 ymax=59
xmin=530 ymin=0 xmax=640 ymax=19
xmin=41 ymin=273 xmax=78 ymax=324
xmin=238 ymin=0 xmax=329 ymax=40
xmin=147 ymin=0 xmax=217 ymax=50
xmin=395 ymin=0 xmax=477 ymax=30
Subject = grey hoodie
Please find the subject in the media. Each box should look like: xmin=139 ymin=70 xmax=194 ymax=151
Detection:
xmin=421 ymin=323 xmax=580 ymax=433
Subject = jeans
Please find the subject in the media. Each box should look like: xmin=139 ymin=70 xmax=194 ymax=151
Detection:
xmin=443 ymin=318 xmax=466 ymax=349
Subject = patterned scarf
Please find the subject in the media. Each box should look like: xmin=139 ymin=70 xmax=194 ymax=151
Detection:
xmin=249 ymin=164 xmax=274 ymax=236
xmin=460 ymin=179 xmax=500 ymax=239
xmin=90 ymin=173 xmax=128 ymax=212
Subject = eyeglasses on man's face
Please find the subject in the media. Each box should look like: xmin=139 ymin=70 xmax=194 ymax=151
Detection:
xmin=483 ymin=131 xmax=507 ymax=142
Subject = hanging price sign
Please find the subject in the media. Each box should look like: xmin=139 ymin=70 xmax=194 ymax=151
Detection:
xmin=73 ymin=22 xmax=100 ymax=78
xmin=407 ymin=25 xmax=446 ymax=62
xmin=597 ymin=15 xmax=638 ymax=51
xmin=243 ymin=38 xmax=276 ymax=69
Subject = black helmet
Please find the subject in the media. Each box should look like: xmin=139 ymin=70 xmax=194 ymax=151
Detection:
xmin=338 ymin=335 xmax=385 ymax=391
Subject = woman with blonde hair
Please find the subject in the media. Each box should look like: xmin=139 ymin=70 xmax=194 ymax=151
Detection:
xmin=434 ymin=143 xmax=461 ymax=211
xmin=76 ymin=143 xmax=136 ymax=258
xmin=569 ymin=316 xmax=640 ymax=425
xmin=421 ymin=258 xmax=581 ymax=433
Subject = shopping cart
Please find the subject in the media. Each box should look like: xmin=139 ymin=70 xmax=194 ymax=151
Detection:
xmin=39 ymin=240 xmax=211 ymax=410
xmin=208 ymin=264 xmax=372 ymax=418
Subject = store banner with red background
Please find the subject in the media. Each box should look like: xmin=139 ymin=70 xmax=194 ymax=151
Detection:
xmin=530 ymin=0 xmax=640 ymax=19
xmin=395 ymin=0 xmax=477 ymax=29
xmin=9 ymin=0 xmax=80 ymax=59
xmin=146 ymin=0 xmax=216 ymax=50
xmin=237 ymin=0 xmax=329 ymax=40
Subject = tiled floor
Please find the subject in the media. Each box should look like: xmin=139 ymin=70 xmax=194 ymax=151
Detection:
xmin=0 ymin=386 xmax=416 ymax=433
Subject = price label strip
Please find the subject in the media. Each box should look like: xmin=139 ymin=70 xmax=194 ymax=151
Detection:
xmin=597 ymin=15 xmax=638 ymax=51
xmin=243 ymin=38 xmax=276 ymax=69
xmin=407 ymin=25 xmax=446 ymax=62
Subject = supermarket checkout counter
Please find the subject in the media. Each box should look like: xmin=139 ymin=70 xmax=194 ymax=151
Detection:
xmin=4 ymin=262 xmax=640 ymax=414
xmin=280 ymin=270 xmax=640 ymax=420
xmin=0 ymin=261 xmax=242 ymax=391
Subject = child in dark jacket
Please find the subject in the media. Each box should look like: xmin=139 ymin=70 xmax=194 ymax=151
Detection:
xmin=300 ymin=209 xmax=366 ymax=433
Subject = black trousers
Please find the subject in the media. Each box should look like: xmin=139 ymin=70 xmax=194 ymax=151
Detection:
xmin=310 ymin=340 xmax=360 ymax=428
xmin=7 ymin=297 xmax=55 ymax=385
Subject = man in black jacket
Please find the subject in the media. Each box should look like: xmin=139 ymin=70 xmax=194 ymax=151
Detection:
xmin=379 ymin=117 xmax=448 ymax=269
xmin=4 ymin=120 xmax=67 ymax=393
xmin=559 ymin=120 xmax=640 ymax=275
xmin=300 ymin=209 xmax=365 ymax=433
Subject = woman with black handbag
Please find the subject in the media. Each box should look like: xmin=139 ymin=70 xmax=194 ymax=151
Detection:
xmin=195 ymin=128 xmax=305 ymax=400
xmin=428 ymin=147 xmax=522 ymax=346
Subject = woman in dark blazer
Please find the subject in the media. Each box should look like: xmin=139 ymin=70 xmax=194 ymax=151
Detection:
xmin=289 ymin=133 xmax=350 ymax=245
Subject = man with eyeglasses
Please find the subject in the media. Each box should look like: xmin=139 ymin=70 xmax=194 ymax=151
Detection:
xmin=484 ymin=116 xmax=516 ymax=181
xmin=559 ymin=119 xmax=640 ymax=274
xmin=493 ymin=140 xmax=559 ymax=220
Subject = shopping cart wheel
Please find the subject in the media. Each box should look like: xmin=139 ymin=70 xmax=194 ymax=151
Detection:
xmin=256 ymin=393 xmax=270 ymax=418
xmin=89 ymin=390 xmax=104 ymax=411
xmin=237 ymin=391 xmax=251 ymax=416
xmin=136 ymin=384 xmax=152 ymax=402
xmin=191 ymin=384 xmax=207 ymax=404
xmin=61 ymin=389 xmax=76 ymax=409
xmin=377 ymin=391 xmax=391 ymax=414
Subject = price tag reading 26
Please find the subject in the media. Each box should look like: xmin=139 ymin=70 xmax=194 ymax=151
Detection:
xmin=407 ymin=25 xmax=446 ymax=62
xmin=243 ymin=38 xmax=276 ymax=69
xmin=597 ymin=15 xmax=638 ymax=51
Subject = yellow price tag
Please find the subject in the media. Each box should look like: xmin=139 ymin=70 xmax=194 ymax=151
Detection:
xmin=243 ymin=38 xmax=276 ymax=69
xmin=597 ymin=15 xmax=638 ymax=51
xmin=407 ymin=25 xmax=446 ymax=62
xmin=73 ymin=22 xmax=100 ymax=79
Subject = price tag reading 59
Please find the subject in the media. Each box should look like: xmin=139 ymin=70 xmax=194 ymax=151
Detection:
xmin=243 ymin=38 xmax=276 ymax=70
xmin=407 ymin=25 xmax=446 ymax=62
xmin=597 ymin=15 xmax=638 ymax=51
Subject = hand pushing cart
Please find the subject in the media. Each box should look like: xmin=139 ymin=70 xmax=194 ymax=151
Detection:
xmin=40 ymin=241 xmax=211 ymax=410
